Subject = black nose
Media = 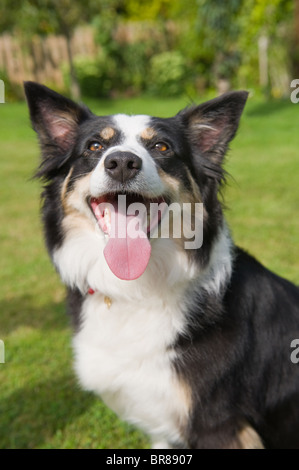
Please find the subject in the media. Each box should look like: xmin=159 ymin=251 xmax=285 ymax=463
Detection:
xmin=104 ymin=152 xmax=142 ymax=183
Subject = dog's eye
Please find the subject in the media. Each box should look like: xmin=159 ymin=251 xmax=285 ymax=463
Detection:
xmin=88 ymin=142 xmax=104 ymax=152
xmin=154 ymin=142 xmax=169 ymax=152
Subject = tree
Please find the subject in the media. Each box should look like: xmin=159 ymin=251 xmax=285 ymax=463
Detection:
xmin=9 ymin=0 xmax=104 ymax=99
xmin=237 ymin=0 xmax=293 ymax=94
xmin=124 ymin=0 xmax=173 ymax=21
xmin=24 ymin=0 xmax=100 ymax=99
xmin=292 ymin=0 xmax=299 ymax=76
xmin=0 ymin=0 xmax=21 ymax=33
xmin=194 ymin=0 xmax=244 ymax=92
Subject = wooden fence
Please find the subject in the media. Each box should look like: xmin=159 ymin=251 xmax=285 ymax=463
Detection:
xmin=0 ymin=27 xmax=98 ymax=89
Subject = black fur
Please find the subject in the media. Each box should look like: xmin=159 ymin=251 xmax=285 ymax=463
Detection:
xmin=175 ymin=247 xmax=299 ymax=448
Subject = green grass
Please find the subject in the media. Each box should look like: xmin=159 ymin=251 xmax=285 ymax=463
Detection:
xmin=0 ymin=94 xmax=298 ymax=449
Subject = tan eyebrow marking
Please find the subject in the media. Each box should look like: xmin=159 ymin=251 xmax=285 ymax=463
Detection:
xmin=100 ymin=127 xmax=115 ymax=140
xmin=141 ymin=127 xmax=157 ymax=140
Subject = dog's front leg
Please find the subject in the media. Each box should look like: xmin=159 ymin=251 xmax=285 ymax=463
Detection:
xmin=188 ymin=422 xmax=264 ymax=449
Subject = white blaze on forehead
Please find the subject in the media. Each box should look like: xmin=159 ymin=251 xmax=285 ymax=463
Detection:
xmin=90 ymin=114 xmax=165 ymax=197
xmin=111 ymin=114 xmax=161 ymax=184
xmin=113 ymin=113 xmax=151 ymax=140
xmin=111 ymin=114 xmax=154 ymax=158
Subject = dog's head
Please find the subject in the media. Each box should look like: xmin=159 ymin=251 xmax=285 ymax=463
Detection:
xmin=25 ymin=82 xmax=247 ymax=289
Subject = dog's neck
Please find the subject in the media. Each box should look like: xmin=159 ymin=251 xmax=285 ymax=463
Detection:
xmin=83 ymin=222 xmax=233 ymax=308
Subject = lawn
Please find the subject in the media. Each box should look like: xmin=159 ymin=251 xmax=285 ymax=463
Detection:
xmin=0 ymin=92 xmax=298 ymax=449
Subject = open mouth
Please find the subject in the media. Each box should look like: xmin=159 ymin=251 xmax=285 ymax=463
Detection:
xmin=88 ymin=193 xmax=168 ymax=281
xmin=89 ymin=193 xmax=167 ymax=236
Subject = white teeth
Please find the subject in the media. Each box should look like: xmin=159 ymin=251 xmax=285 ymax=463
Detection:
xmin=104 ymin=207 xmax=111 ymax=234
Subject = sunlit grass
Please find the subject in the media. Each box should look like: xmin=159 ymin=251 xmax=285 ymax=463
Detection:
xmin=226 ymin=98 xmax=299 ymax=281
xmin=0 ymin=93 xmax=298 ymax=449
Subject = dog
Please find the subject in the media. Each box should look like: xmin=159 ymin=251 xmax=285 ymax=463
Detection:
xmin=24 ymin=81 xmax=299 ymax=449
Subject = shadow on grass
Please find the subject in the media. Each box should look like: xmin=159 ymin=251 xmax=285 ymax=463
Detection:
xmin=0 ymin=369 xmax=149 ymax=449
xmin=0 ymin=293 xmax=69 ymax=335
xmin=246 ymin=98 xmax=293 ymax=117
xmin=0 ymin=372 xmax=97 ymax=449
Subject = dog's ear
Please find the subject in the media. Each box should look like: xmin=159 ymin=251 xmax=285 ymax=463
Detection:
xmin=24 ymin=81 xmax=91 ymax=155
xmin=180 ymin=91 xmax=248 ymax=165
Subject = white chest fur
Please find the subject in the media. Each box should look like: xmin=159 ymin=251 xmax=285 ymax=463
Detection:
xmin=73 ymin=291 xmax=190 ymax=447
xmin=55 ymin=224 xmax=232 ymax=447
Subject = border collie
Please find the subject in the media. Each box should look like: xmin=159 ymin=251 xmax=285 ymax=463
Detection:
xmin=24 ymin=82 xmax=299 ymax=449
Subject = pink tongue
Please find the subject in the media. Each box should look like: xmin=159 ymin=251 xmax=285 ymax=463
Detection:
xmin=103 ymin=205 xmax=151 ymax=281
